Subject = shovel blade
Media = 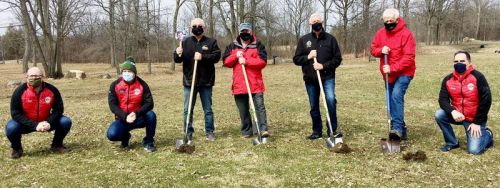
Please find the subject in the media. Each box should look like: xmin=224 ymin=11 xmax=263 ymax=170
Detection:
xmin=380 ymin=138 xmax=401 ymax=153
xmin=326 ymin=137 xmax=335 ymax=149
xmin=252 ymin=137 xmax=268 ymax=146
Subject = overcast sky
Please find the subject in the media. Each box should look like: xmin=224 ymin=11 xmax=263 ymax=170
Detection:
xmin=0 ymin=2 xmax=19 ymax=35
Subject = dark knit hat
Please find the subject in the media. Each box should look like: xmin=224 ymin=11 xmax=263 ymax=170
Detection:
xmin=120 ymin=56 xmax=137 ymax=73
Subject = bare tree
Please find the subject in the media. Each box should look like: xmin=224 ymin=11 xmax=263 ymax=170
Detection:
xmin=318 ymin=0 xmax=335 ymax=31
xmin=284 ymin=0 xmax=313 ymax=42
xmin=333 ymin=0 xmax=356 ymax=51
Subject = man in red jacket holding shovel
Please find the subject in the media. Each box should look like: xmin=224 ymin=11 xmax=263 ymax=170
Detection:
xmin=223 ymin=23 xmax=269 ymax=138
xmin=371 ymin=8 xmax=416 ymax=141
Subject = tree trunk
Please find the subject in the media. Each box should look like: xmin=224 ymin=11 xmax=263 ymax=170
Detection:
xmin=239 ymin=0 xmax=245 ymax=23
xmin=208 ymin=0 xmax=214 ymax=37
xmin=172 ymin=0 xmax=186 ymax=72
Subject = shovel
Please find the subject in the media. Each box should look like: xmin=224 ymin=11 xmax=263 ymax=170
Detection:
xmin=314 ymin=58 xmax=339 ymax=150
xmin=240 ymin=63 xmax=267 ymax=145
xmin=380 ymin=54 xmax=401 ymax=153
xmin=176 ymin=59 xmax=198 ymax=154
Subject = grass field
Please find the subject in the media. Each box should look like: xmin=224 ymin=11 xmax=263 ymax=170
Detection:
xmin=0 ymin=43 xmax=499 ymax=187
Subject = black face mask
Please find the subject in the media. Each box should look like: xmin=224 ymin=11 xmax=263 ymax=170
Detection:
xmin=312 ymin=23 xmax=323 ymax=32
xmin=454 ymin=63 xmax=467 ymax=74
xmin=384 ymin=22 xmax=397 ymax=31
xmin=240 ymin=32 xmax=252 ymax=41
xmin=191 ymin=26 xmax=204 ymax=36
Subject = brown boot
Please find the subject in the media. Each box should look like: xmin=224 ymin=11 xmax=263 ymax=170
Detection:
xmin=10 ymin=148 xmax=23 ymax=159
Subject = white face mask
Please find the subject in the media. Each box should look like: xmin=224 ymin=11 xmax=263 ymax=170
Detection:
xmin=122 ymin=71 xmax=135 ymax=82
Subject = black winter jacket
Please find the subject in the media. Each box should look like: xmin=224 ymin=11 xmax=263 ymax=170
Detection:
xmin=293 ymin=31 xmax=342 ymax=83
xmin=173 ymin=36 xmax=221 ymax=87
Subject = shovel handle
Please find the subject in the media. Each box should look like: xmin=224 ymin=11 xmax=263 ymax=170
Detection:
xmin=241 ymin=64 xmax=262 ymax=140
xmin=184 ymin=60 xmax=198 ymax=138
xmin=383 ymin=54 xmax=391 ymax=131
xmin=314 ymin=58 xmax=334 ymax=136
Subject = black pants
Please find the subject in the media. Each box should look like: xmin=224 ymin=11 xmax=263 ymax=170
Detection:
xmin=234 ymin=93 xmax=268 ymax=136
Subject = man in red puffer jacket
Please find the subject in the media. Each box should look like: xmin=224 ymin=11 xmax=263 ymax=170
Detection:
xmin=223 ymin=23 xmax=269 ymax=138
xmin=371 ymin=8 xmax=416 ymax=141
xmin=6 ymin=67 xmax=72 ymax=159
xmin=107 ymin=57 xmax=156 ymax=152
xmin=435 ymin=51 xmax=493 ymax=154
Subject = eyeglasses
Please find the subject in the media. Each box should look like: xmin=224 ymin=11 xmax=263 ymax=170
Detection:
xmin=453 ymin=60 xmax=466 ymax=63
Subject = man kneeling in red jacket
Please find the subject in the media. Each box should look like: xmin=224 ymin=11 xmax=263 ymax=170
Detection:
xmin=436 ymin=51 xmax=494 ymax=154
xmin=107 ymin=57 xmax=156 ymax=152
xmin=6 ymin=67 xmax=72 ymax=159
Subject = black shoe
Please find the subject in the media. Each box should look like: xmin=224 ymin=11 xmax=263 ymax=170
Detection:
xmin=440 ymin=144 xmax=460 ymax=152
xmin=389 ymin=130 xmax=402 ymax=141
xmin=307 ymin=133 xmax=322 ymax=140
xmin=261 ymin=131 xmax=270 ymax=138
xmin=120 ymin=134 xmax=131 ymax=148
xmin=51 ymin=146 xmax=71 ymax=153
xmin=486 ymin=128 xmax=494 ymax=148
xmin=144 ymin=143 xmax=156 ymax=152
xmin=10 ymin=148 xmax=23 ymax=159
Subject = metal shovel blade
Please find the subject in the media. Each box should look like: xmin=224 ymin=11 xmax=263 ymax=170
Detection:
xmin=380 ymin=138 xmax=401 ymax=153
xmin=326 ymin=137 xmax=335 ymax=149
xmin=252 ymin=137 xmax=268 ymax=146
xmin=175 ymin=139 xmax=195 ymax=154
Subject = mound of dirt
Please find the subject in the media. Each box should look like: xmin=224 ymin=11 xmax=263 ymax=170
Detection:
xmin=331 ymin=143 xmax=353 ymax=154
xmin=403 ymin=150 xmax=427 ymax=162
xmin=176 ymin=144 xmax=195 ymax=154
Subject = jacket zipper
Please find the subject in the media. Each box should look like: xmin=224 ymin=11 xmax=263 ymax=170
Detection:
xmin=36 ymin=93 xmax=40 ymax=122
xmin=127 ymin=84 xmax=130 ymax=113
xmin=460 ymin=80 xmax=464 ymax=113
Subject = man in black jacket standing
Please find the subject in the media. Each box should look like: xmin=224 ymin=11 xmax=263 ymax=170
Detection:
xmin=6 ymin=67 xmax=72 ymax=159
xmin=293 ymin=13 xmax=343 ymax=141
xmin=174 ymin=18 xmax=221 ymax=141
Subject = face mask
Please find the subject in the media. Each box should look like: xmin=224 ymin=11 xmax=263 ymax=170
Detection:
xmin=191 ymin=26 xmax=204 ymax=36
xmin=454 ymin=63 xmax=467 ymax=74
xmin=384 ymin=22 xmax=397 ymax=31
xmin=28 ymin=78 xmax=42 ymax=88
xmin=240 ymin=32 xmax=252 ymax=41
xmin=312 ymin=23 xmax=323 ymax=32
xmin=122 ymin=72 xmax=135 ymax=82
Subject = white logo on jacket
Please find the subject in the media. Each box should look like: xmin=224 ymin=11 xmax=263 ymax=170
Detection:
xmin=467 ymin=83 xmax=475 ymax=91
xmin=134 ymin=89 xmax=141 ymax=95
xmin=306 ymin=41 xmax=312 ymax=48
xmin=45 ymin=97 xmax=51 ymax=104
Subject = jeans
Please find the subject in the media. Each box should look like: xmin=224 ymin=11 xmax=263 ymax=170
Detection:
xmin=435 ymin=109 xmax=493 ymax=154
xmin=305 ymin=78 xmax=338 ymax=135
xmin=5 ymin=116 xmax=72 ymax=150
xmin=387 ymin=76 xmax=412 ymax=136
xmin=183 ymin=86 xmax=215 ymax=134
xmin=234 ymin=93 xmax=268 ymax=136
xmin=107 ymin=111 xmax=156 ymax=145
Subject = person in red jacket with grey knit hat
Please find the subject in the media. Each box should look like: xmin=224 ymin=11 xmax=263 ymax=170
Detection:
xmin=371 ymin=8 xmax=416 ymax=141
xmin=435 ymin=50 xmax=493 ymax=154
xmin=223 ymin=23 xmax=269 ymax=138
xmin=107 ymin=57 xmax=156 ymax=152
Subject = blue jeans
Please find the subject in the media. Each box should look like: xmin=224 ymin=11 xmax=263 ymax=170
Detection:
xmin=435 ymin=109 xmax=493 ymax=154
xmin=5 ymin=116 xmax=72 ymax=150
xmin=107 ymin=111 xmax=156 ymax=145
xmin=234 ymin=93 xmax=268 ymax=136
xmin=305 ymin=78 xmax=338 ymax=135
xmin=183 ymin=86 xmax=215 ymax=134
xmin=387 ymin=76 xmax=412 ymax=136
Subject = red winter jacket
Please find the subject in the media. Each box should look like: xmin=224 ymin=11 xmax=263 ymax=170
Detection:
xmin=222 ymin=36 xmax=267 ymax=95
xmin=11 ymin=82 xmax=64 ymax=130
xmin=108 ymin=77 xmax=154 ymax=120
xmin=371 ymin=17 xmax=416 ymax=84
xmin=439 ymin=66 xmax=492 ymax=124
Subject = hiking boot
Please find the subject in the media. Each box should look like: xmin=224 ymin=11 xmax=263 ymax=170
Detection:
xmin=144 ymin=143 xmax=156 ymax=152
xmin=261 ymin=131 xmax=270 ymax=138
xmin=486 ymin=128 xmax=494 ymax=148
xmin=10 ymin=148 xmax=23 ymax=159
xmin=206 ymin=132 xmax=216 ymax=141
xmin=307 ymin=133 xmax=322 ymax=140
xmin=440 ymin=144 xmax=460 ymax=152
xmin=120 ymin=134 xmax=131 ymax=148
xmin=51 ymin=146 xmax=71 ymax=153
xmin=332 ymin=132 xmax=344 ymax=144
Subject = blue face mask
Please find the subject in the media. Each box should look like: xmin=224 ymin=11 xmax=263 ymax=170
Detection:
xmin=454 ymin=63 xmax=467 ymax=74
xmin=122 ymin=72 xmax=135 ymax=82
